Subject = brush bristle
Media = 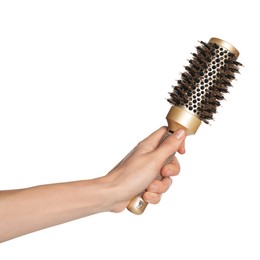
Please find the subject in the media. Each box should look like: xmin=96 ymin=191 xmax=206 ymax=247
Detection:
xmin=167 ymin=41 xmax=242 ymax=124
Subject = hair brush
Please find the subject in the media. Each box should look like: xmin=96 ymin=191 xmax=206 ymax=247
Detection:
xmin=127 ymin=37 xmax=242 ymax=215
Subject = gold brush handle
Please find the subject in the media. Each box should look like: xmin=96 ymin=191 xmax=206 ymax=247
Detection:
xmin=127 ymin=130 xmax=176 ymax=215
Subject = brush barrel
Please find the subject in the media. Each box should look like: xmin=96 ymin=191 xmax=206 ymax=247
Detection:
xmin=127 ymin=131 xmax=175 ymax=214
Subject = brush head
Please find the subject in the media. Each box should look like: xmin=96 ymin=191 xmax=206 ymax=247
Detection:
xmin=167 ymin=38 xmax=242 ymax=126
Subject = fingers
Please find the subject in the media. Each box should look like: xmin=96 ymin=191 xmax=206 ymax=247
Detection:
xmin=137 ymin=127 xmax=186 ymax=157
xmin=160 ymin=155 xmax=181 ymax=177
xmin=178 ymin=140 xmax=186 ymax=154
xmin=143 ymin=192 xmax=162 ymax=204
xmin=143 ymin=177 xmax=172 ymax=204
xmin=143 ymin=153 xmax=182 ymax=204
xmin=147 ymin=177 xmax=172 ymax=193
xmin=137 ymin=126 xmax=168 ymax=151
xmin=153 ymin=129 xmax=187 ymax=164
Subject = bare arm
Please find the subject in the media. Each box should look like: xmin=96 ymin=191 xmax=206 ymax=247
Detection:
xmin=0 ymin=127 xmax=186 ymax=242
xmin=0 ymin=178 xmax=113 ymax=242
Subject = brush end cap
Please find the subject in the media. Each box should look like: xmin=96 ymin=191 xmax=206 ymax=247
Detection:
xmin=209 ymin=37 xmax=239 ymax=59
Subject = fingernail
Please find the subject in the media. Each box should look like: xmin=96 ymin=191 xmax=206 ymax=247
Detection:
xmin=174 ymin=129 xmax=185 ymax=140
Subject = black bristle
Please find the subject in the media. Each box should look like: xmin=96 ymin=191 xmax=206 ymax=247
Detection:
xmin=202 ymin=98 xmax=221 ymax=107
xmin=174 ymin=86 xmax=189 ymax=103
xmin=215 ymin=85 xmax=229 ymax=93
xmin=191 ymin=53 xmax=207 ymax=68
xmin=167 ymin=95 xmax=181 ymax=106
xmin=177 ymin=80 xmax=193 ymax=92
xmin=232 ymin=61 xmax=243 ymax=66
xmin=196 ymin=46 xmax=209 ymax=57
xmin=199 ymin=110 xmax=214 ymax=121
xmin=228 ymin=67 xmax=240 ymax=73
xmin=212 ymin=90 xmax=225 ymax=100
xmin=200 ymin=41 xmax=211 ymax=51
xmin=168 ymin=39 xmax=242 ymax=123
xmin=225 ymin=73 xmax=236 ymax=80
xmin=188 ymin=59 xmax=200 ymax=71
xmin=181 ymin=72 xmax=193 ymax=84
xmin=220 ymin=79 xmax=233 ymax=87
xmin=184 ymin=66 xmax=197 ymax=77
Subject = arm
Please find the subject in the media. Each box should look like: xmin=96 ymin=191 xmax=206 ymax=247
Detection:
xmin=0 ymin=178 xmax=113 ymax=242
xmin=0 ymin=127 xmax=186 ymax=242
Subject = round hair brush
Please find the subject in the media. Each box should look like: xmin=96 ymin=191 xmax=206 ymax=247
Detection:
xmin=127 ymin=37 xmax=242 ymax=215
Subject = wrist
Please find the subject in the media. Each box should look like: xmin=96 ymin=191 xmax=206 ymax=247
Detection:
xmin=77 ymin=176 xmax=116 ymax=215
xmin=102 ymin=168 xmax=133 ymax=213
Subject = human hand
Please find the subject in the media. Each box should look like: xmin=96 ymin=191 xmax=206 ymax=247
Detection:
xmin=106 ymin=126 xmax=187 ymax=212
xmin=0 ymin=126 xmax=186 ymax=242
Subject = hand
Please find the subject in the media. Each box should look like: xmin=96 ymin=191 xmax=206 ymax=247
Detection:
xmin=106 ymin=126 xmax=187 ymax=212
xmin=0 ymin=126 xmax=186 ymax=242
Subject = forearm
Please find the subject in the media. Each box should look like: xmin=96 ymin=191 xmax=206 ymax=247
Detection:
xmin=0 ymin=177 xmax=113 ymax=242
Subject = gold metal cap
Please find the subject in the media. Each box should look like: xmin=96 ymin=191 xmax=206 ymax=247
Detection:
xmin=166 ymin=106 xmax=201 ymax=135
xmin=209 ymin=37 xmax=239 ymax=59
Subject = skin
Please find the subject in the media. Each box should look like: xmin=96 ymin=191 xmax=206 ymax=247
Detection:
xmin=0 ymin=126 xmax=186 ymax=242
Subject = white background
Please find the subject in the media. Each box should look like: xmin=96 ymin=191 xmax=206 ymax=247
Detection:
xmin=0 ymin=0 xmax=259 ymax=259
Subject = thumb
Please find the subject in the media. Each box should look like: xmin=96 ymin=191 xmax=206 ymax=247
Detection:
xmin=153 ymin=129 xmax=187 ymax=163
